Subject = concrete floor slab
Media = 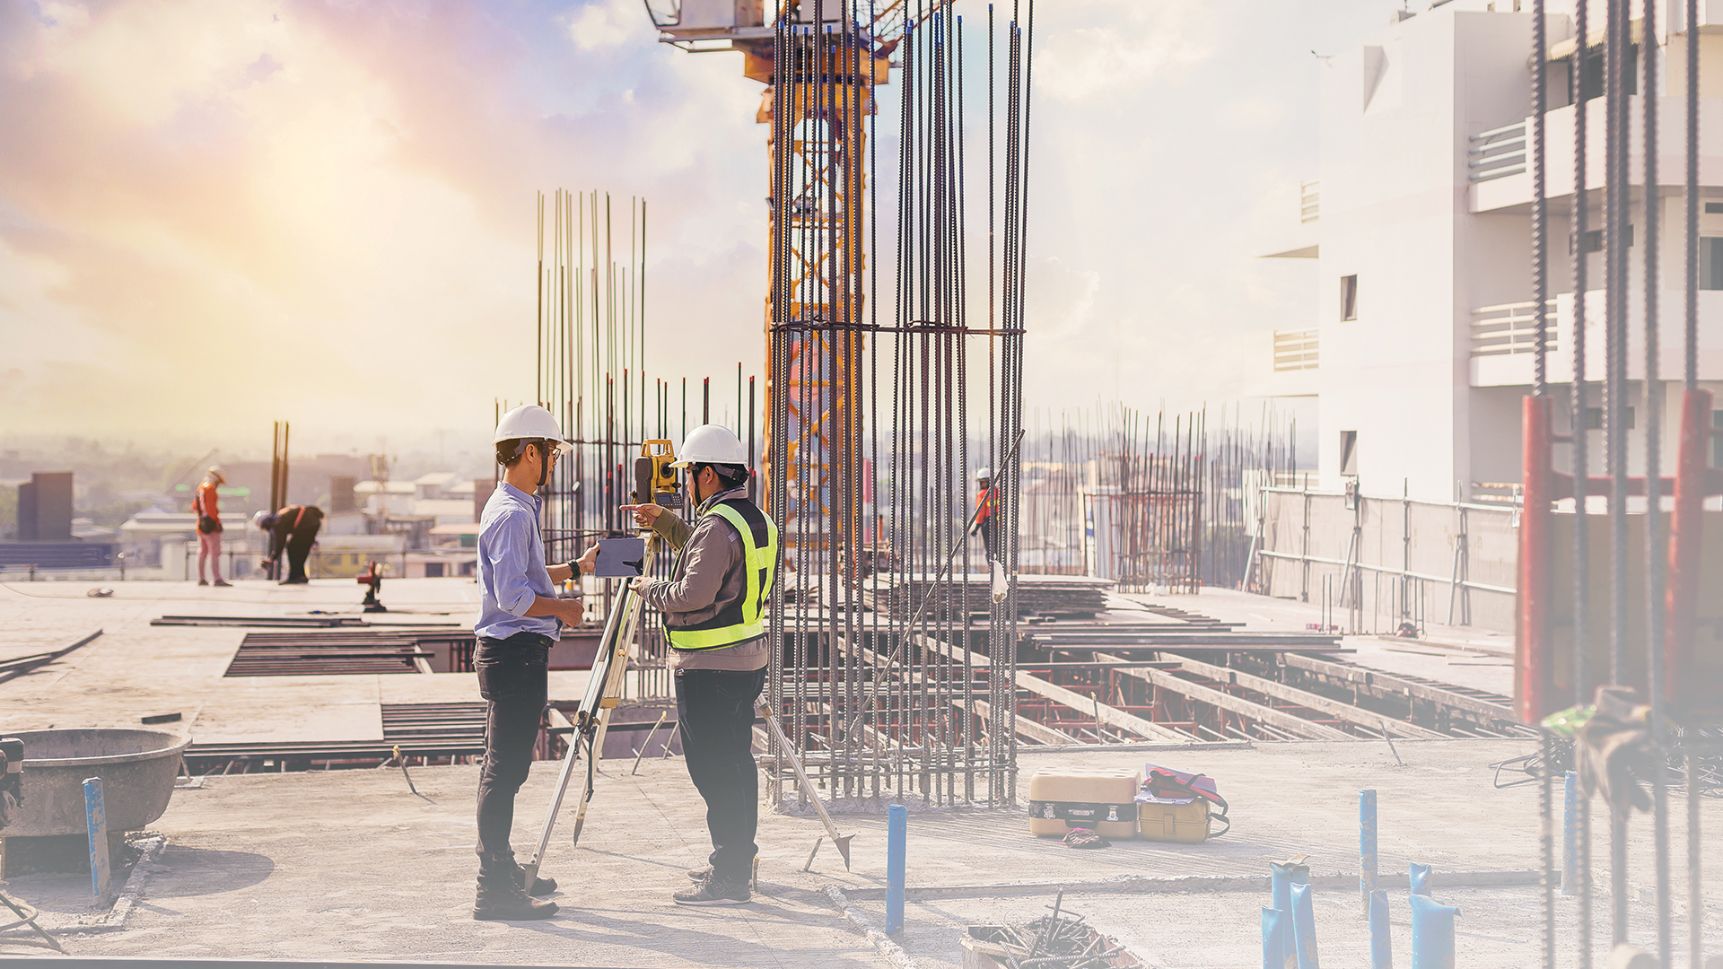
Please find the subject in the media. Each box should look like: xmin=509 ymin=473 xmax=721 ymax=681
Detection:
xmin=1 ymin=578 xmax=1714 ymax=966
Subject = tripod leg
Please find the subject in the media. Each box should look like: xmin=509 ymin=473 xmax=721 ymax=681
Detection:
xmin=0 ymin=890 xmax=64 ymax=953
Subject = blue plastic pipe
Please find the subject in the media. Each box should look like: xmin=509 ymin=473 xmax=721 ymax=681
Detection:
xmin=1409 ymin=862 xmax=1432 ymax=897
xmin=1262 ymin=906 xmax=1288 ymax=969
xmin=1290 ymin=881 xmax=1321 ymax=969
xmin=1271 ymin=860 xmax=1309 ymax=913
xmin=82 ymin=776 xmax=111 ymax=903
xmin=1409 ymin=893 xmax=1459 ymax=969
xmin=1368 ymin=888 xmax=1393 ymax=969
xmin=1360 ymin=789 xmax=1379 ymax=917
xmin=1562 ymin=770 xmax=1578 ymax=896
xmin=885 ymin=803 xmax=907 ymax=935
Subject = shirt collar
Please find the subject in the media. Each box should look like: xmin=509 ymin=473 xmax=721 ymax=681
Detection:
xmin=499 ymin=481 xmax=540 ymax=510
xmin=698 ymin=485 xmax=749 ymax=516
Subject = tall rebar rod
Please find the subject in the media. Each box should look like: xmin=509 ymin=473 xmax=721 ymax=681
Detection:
xmin=1639 ymin=1 xmax=1673 ymax=961
xmin=1569 ymin=2 xmax=1595 ymax=963
xmin=1682 ymin=5 xmax=1703 ymax=964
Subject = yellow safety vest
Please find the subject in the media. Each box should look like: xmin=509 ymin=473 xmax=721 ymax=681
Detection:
xmin=664 ymin=500 xmax=778 ymax=650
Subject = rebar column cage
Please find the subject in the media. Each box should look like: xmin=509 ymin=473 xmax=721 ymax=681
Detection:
xmin=763 ymin=2 xmax=1035 ymax=808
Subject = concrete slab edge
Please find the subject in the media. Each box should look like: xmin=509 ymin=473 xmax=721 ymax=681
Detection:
xmin=822 ymin=884 xmax=922 ymax=969
xmin=837 ymin=868 xmax=1541 ymax=902
xmin=53 ymin=833 xmax=166 ymax=936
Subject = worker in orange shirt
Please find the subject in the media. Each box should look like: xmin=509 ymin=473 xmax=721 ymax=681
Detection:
xmin=192 ymin=466 xmax=230 ymax=587
xmin=969 ymin=467 xmax=998 ymax=562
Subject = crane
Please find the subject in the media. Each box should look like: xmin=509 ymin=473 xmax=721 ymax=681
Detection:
xmin=645 ymin=0 xmax=951 ymax=551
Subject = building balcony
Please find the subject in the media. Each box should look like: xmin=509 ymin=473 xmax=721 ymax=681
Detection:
xmin=1470 ymin=289 xmax=1723 ymax=386
xmin=1268 ymin=327 xmax=1319 ymax=398
xmin=1260 ymin=180 xmax=1320 ymax=259
xmin=1470 ymin=96 xmax=1723 ymax=213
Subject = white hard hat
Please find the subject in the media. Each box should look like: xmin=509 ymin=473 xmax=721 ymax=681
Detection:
xmin=251 ymin=510 xmax=271 ymax=531
xmin=976 ymin=467 xmax=992 ymax=480
xmin=207 ymin=465 xmax=226 ymax=482
xmin=494 ymin=404 xmax=572 ymax=454
xmin=671 ymin=424 xmax=747 ymax=469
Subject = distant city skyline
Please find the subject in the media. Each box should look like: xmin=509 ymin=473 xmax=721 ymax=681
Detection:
xmin=2 ymin=0 xmax=1394 ymax=451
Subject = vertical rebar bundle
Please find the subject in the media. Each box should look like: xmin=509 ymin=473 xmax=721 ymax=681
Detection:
xmin=1017 ymin=405 xmax=1296 ymax=591
xmin=764 ymin=0 xmax=1035 ymax=807
xmin=532 ymin=188 xmax=685 ymax=701
xmin=1520 ymin=2 xmax=1713 ymax=963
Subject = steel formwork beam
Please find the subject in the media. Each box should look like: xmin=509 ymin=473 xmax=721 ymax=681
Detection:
xmin=1096 ymin=651 xmax=1353 ymax=741
xmin=1277 ymin=652 xmax=1521 ymax=728
xmin=910 ymin=631 xmax=1192 ymax=743
xmin=967 ymin=697 xmax=1070 ymax=745
xmin=1167 ymin=654 xmax=1447 ymax=740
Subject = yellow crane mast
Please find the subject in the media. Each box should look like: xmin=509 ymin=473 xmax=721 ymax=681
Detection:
xmin=647 ymin=1 xmax=948 ymax=542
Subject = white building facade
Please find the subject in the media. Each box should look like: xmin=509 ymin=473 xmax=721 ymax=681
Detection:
xmin=1266 ymin=0 xmax=1723 ymax=502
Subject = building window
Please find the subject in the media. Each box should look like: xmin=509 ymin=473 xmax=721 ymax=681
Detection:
xmin=1340 ymin=275 xmax=1358 ymax=321
xmin=1576 ymin=45 xmax=1637 ymax=102
xmin=1713 ymin=410 xmax=1723 ymax=468
xmin=1339 ymin=431 xmax=1359 ymax=476
xmin=1702 ymin=239 xmax=1723 ymax=291
xmin=1584 ymin=406 xmax=1636 ymax=431
xmin=1572 ymin=226 xmax=1633 ymax=254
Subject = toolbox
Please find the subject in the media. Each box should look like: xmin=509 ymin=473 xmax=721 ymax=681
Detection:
xmin=1134 ymin=795 xmax=1213 ymax=843
xmin=1134 ymin=764 xmax=1228 ymax=843
xmin=1026 ymin=767 xmax=1142 ymax=839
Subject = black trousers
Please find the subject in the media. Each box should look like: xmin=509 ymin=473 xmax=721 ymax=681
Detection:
xmin=283 ymin=525 xmax=318 ymax=583
xmin=475 ymin=632 xmax=550 ymax=860
xmin=979 ymin=519 xmax=997 ymax=561
xmin=675 ymin=665 xmax=767 ymax=883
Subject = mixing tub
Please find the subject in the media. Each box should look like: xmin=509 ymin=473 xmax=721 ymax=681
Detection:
xmin=3 ymin=729 xmax=190 ymax=838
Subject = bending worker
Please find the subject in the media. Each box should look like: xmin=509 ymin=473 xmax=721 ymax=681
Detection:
xmin=253 ymin=504 xmax=324 ymax=584
xmin=471 ymin=404 xmax=595 ymax=921
xmin=620 ymin=423 xmax=777 ymax=907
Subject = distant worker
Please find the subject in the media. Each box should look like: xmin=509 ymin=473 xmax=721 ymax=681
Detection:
xmin=192 ymin=466 xmax=230 ymax=587
xmin=618 ymin=423 xmax=777 ymax=907
xmin=471 ymin=404 xmax=594 ymax=922
xmin=970 ymin=466 xmax=999 ymax=561
xmin=254 ymin=505 xmax=324 ymax=585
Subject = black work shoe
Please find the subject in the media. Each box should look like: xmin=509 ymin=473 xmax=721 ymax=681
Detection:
xmin=673 ymin=876 xmax=750 ymax=906
xmin=474 ymin=880 xmax=558 ymax=920
xmin=512 ymin=859 xmax=557 ymax=897
xmin=686 ymin=864 xmax=712 ymax=882
xmin=474 ymin=858 xmax=558 ymax=920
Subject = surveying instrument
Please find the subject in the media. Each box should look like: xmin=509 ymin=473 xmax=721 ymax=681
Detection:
xmin=519 ymin=436 xmax=856 ymax=885
xmin=520 ymin=439 xmax=679 ymax=887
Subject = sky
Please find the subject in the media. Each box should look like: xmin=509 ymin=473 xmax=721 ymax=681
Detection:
xmin=0 ymin=0 xmax=1398 ymax=459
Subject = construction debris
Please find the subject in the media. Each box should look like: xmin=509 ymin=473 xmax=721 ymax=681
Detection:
xmin=961 ymin=895 xmax=1144 ymax=969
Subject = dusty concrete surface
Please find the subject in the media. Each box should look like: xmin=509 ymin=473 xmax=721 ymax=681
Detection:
xmin=0 ymin=578 xmax=1713 ymax=966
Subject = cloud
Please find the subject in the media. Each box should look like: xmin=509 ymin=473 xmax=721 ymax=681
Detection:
xmin=0 ymin=0 xmax=767 ymax=445
xmin=1 ymin=0 xmax=1370 ymax=452
xmin=1035 ymin=2 xmax=1216 ymax=102
xmin=566 ymin=0 xmax=643 ymax=52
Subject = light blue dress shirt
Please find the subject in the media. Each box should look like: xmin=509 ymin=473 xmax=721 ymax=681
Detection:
xmin=474 ymin=482 xmax=562 ymax=642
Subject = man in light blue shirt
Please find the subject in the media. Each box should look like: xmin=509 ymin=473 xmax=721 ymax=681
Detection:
xmin=471 ymin=404 xmax=594 ymax=921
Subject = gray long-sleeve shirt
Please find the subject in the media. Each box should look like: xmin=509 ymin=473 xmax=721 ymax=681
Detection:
xmin=639 ymin=485 xmax=769 ymax=672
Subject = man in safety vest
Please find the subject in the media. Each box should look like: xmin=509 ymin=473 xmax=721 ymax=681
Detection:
xmin=620 ymin=423 xmax=776 ymax=906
